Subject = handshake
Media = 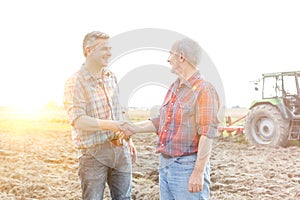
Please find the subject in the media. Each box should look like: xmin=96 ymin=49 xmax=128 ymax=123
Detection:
xmin=115 ymin=121 xmax=137 ymax=140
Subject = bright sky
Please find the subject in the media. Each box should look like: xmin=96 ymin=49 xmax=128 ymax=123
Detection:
xmin=0 ymin=0 xmax=300 ymax=110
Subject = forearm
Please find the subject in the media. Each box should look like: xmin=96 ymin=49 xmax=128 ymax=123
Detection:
xmin=74 ymin=115 xmax=119 ymax=132
xmin=194 ymin=135 xmax=213 ymax=172
xmin=133 ymin=120 xmax=157 ymax=133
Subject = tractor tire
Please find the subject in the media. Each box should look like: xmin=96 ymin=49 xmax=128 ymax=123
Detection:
xmin=244 ymin=104 xmax=289 ymax=146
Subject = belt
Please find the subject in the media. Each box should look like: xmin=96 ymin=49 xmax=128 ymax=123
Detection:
xmin=161 ymin=153 xmax=173 ymax=159
xmin=110 ymin=131 xmax=131 ymax=147
xmin=110 ymin=138 xmax=124 ymax=147
xmin=80 ymin=133 xmax=129 ymax=153
xmin=161 ymin=152 xmax=198 ymax=159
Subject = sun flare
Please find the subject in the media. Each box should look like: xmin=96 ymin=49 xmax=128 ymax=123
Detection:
xmin=6 ymin=100 xmax=50 ymax=120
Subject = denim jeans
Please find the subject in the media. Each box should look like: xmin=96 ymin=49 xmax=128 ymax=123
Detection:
xmin=78 ymin=143 xmax=132 ymax=200
xmin=159 ymin=154 xmax=210 ymax=200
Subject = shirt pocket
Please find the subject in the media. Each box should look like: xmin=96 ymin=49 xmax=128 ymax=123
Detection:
xmin=180 ymin=103 xmax=197 ymax=130
xmin=181 ymin=103 xmax=195 ymax=117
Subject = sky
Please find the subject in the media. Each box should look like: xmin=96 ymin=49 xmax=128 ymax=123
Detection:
xmin=0 ymin=0 xmax=300 ymax=110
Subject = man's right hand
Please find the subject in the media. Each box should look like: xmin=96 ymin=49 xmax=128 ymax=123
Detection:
xmin=115 ymin=121 xmax=136 ymax=137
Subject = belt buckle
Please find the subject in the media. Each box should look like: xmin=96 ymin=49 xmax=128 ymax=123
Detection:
xmin=110 ymin=138 xmax=124 ymax=147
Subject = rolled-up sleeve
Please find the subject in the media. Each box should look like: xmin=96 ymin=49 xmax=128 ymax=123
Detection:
xmin=150 ymin=116 xmax=160 ymax=133
xmin=196 ymin=82 xmax=220 ymax=138
xmin=63 ymin=77 xmax=86 ymax=126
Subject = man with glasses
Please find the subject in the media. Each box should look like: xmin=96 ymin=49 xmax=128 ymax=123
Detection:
xmin=64 ymin=31 xmax=136 ymax=200
xmin=127 ymin=37 xmax=220 ymax=200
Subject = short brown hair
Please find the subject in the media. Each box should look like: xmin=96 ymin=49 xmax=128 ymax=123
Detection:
xmin=82 ymin=31 xmax=110 ymax=57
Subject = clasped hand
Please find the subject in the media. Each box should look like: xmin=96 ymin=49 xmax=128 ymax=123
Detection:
xmin=115 ymin=121 xmax=136 ymax=138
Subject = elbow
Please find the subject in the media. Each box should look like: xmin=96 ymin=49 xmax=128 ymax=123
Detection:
xmin=73 ymin=122 xmax=83 ymax=130
xmin=73 ymin=117 xmax=85 ymax=130
xmin=74 ymin=123 xmax=82 ymax=130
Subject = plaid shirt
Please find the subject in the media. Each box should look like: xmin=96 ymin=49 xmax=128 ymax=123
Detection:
xmin=64 ymin=65 xmax=123 ymax=149
xmin=151 ymin=71 xmax=220 ymax=157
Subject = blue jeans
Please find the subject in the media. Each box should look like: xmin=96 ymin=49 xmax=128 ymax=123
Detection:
xmin=159 ymin=154 xmax=210 ymax=200
xmin=78 ymin=143 xmax=132 ymax=200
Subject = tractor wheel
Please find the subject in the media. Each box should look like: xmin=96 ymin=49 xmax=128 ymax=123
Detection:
xmin=244 ymin=104 xmax=289 ymax=146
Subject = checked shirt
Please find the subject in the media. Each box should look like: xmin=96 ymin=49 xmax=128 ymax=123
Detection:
xmin=64 ymin=65 xmax=123 ymax=150
xmin=151 ymin=70 xmax=220 ymax=157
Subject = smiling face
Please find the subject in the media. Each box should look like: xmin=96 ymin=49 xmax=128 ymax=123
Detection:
xmin=86 ymin=38 xmax=112 ymax=67
xmin=82 ymin=31 xmax=111 ymax=68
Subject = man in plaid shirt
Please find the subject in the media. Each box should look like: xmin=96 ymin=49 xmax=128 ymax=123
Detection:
xmin=64 ymin=31 xmax=136 ymax=200
xmin=129 ymin=37 xmax=220 ymax=200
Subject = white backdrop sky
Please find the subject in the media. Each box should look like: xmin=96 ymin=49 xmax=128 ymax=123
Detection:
xmin=0 ymin=0 xmax=300 ymax=109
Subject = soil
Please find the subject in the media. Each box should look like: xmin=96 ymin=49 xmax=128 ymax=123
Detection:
xmin=0 ymin=124 xmax=299 ymax=199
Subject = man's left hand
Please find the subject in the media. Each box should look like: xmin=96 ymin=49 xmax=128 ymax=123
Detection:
xmin=188 ymin=169 xmax=204 ymax=193
xmin=128 ymin=139 xmax=137 ymax=163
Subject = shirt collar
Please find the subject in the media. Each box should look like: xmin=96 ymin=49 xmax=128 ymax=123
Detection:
xmin=80 ymin=64 xmax=112 ymax=81
xmin=176 ymin=70 xmax=203 ymax=88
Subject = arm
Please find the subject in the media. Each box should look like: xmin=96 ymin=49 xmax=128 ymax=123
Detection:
xmin=64 ymin=76 xmax=134 ymax=134
xmin=133 ymin=120 xmax=157 ymax=133
xmin=194 ymin=136 xmax=212 ymax=171
xmin=189 ymin=82 xmax=220 ymax=193
xmin=188 ymin=135 xmax=213 ymax=193
xmin=74 ymin=115 xmax=120 ymax=132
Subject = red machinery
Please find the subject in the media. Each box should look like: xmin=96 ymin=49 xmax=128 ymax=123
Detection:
xmin=218 ymin=115 xmax=246 ymax=137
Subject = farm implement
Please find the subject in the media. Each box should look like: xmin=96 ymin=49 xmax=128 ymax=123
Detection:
xmin=218 ymin=115 xmax=246 ymax=137
xmin=219 ymin=71 xmax=300 ymax=147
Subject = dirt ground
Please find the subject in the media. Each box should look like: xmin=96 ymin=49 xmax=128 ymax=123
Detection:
xmin=0 ymin=118 xmax=300 ymax=199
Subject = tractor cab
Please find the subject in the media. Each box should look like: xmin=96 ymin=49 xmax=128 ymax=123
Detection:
xmin=262 ymin=71 xmax=300 ymax=116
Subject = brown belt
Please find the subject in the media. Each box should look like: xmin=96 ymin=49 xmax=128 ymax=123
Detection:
xmin=161 ymin=153 xmax=173 ymax=159
xmin=110 ymin=138 xmax=124 ymax=147
xmin=110 ymin=132 xmax=131 ymax=147
xmin=80 ymin=138 xmax=126 ymax=155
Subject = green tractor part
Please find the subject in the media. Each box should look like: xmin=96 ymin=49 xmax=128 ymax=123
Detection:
xmin=245 ymin=71 xmax=300 ymax=146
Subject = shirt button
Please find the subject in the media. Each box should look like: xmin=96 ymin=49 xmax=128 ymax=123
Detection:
xmin=164 ymin=129 xmax=167 ymax=132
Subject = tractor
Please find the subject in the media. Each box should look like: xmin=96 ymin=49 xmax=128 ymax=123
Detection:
xmin=244 ymin=71 xmax=300 ymax=146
